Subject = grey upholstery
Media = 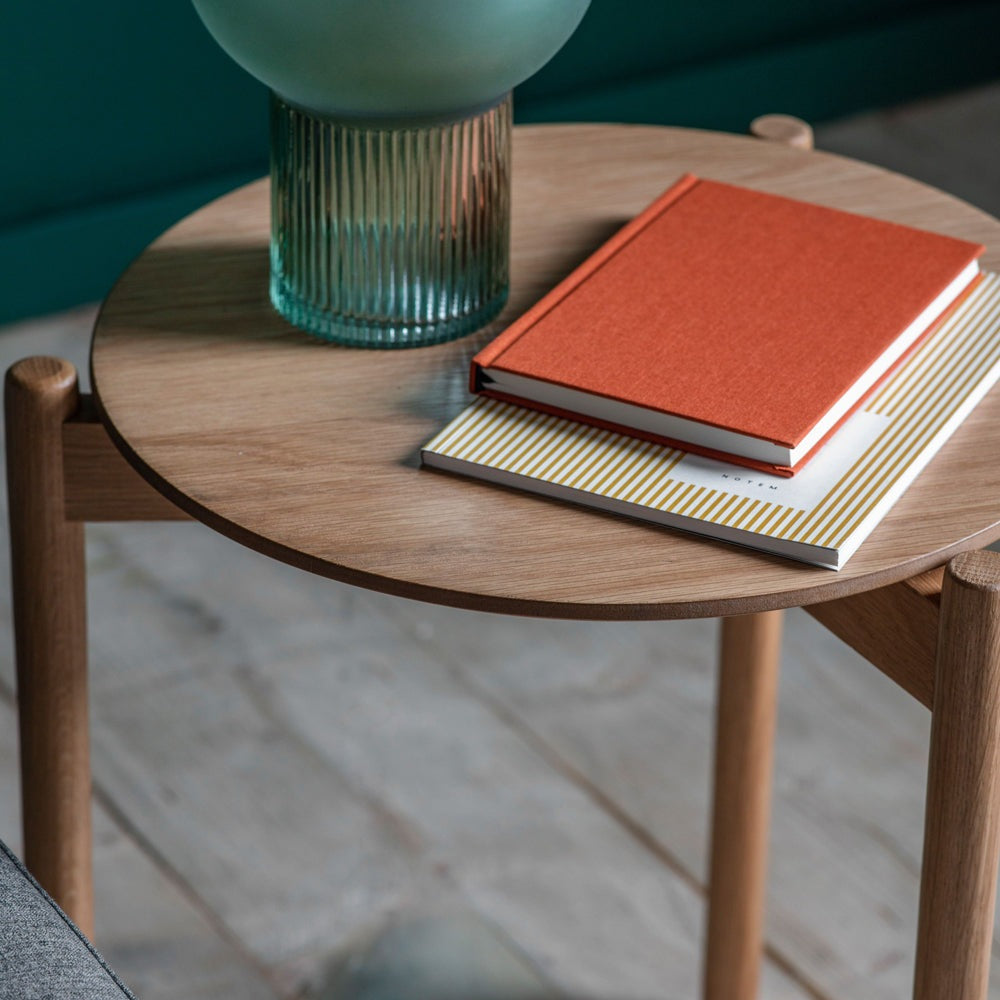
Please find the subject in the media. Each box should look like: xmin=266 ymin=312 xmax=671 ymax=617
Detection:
xmin=0 ymin=840 xmax=135 ymax=1000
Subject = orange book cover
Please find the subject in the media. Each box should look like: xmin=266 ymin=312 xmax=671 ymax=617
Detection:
xmin=471 ymin=174 xmax=984 ymax=475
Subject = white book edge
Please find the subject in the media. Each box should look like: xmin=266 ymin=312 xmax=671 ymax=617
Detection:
xmin=421 ymin=451 xmax=841 ymax=568
xmin=833 ymin=352 xmax=1000 ymax=568
xmin=482 ymin=259 xmax=980 ymax=467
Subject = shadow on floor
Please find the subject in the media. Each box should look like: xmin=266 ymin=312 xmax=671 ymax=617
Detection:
xmin=309 ymin=913 xmax=640 ymax=1000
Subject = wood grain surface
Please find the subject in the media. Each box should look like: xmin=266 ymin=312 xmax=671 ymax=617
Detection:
xmin=90 ymin=124 xmax=1000 ymax=619
xmin=5 ymin=358 xmax=93 ymax=933
xmin=705 ymin=611 xmax=783 ymax=1000
xmin=914 ymin=550 xmax=1000 ymax=1000
xmin=63 ymin=397 xmax=191 ymax=522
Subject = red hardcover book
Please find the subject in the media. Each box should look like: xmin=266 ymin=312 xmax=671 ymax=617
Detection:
xmin=471 ymin=174 xmax=984 ymax=476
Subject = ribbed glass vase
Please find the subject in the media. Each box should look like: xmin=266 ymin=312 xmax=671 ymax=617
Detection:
xmin=270 ymin=93 xmax=512 ymax=348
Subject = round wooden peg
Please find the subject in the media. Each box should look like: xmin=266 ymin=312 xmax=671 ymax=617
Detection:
xmin=947 ymin=549 xmax=1000 ymax=592
xmin=749 ymin=114 xmax=815 ymax=150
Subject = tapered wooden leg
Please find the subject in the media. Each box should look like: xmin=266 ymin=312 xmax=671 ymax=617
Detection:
xmin=5 ymin=357 xmax=93 ymax=937
xmin=704 ymin=610 xmax=783 ymax=1000
xmin=914 ymin=551 xmax=1000 ymax=1000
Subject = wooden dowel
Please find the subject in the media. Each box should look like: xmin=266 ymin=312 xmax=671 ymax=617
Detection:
xmin=749 ymin=114 xmax=815 ymax=151
xmin=913 ymin=550 xmax=1000 ymax=1000
xmin=704 ymin=610 xmax=783 ymax=1000
xmin=704 ymin=111 xmax=791 ymax=981
xmin=5 ymin=357 xmax=93 ymax=936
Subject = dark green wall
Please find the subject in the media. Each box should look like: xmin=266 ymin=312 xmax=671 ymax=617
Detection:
xmin=2 ymin=1 xmax=999 ymax=322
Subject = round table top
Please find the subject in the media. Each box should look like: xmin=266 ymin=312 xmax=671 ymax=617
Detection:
xmin=91 ymin=124 xmax=1000 ymax=620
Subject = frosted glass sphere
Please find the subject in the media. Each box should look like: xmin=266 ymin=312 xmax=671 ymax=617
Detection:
xmin=191 ymin=0 xmax=591 ymax=118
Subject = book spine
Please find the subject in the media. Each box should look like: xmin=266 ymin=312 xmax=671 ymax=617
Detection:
xmin=469 ymin=171 xmax=702 ymax=392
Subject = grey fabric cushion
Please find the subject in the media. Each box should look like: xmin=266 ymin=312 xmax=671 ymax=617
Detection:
xmin=0 ymin=839 xmax=136 ymax=999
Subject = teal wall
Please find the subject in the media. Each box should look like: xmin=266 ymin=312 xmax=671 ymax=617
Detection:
xmin=2 ymin=1 xmax=999 ymax=322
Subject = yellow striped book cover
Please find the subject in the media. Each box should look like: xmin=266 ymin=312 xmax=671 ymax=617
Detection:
xmin=422 ymin=273 xmax=1000 ymax=569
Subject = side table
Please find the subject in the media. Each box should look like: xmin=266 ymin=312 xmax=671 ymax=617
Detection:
xmin=7 ymin=123 xmax=1000 ymax=1000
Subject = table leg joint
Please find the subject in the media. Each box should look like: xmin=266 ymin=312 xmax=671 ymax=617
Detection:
xmin=63 ymin=392 xmax=191 ymax=522
xmin=804 ymin=572 xmax=941 ymax=709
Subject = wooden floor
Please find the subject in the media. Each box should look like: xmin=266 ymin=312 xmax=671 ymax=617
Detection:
xmin=2 ymin=84 xmax=1000 ymax=1000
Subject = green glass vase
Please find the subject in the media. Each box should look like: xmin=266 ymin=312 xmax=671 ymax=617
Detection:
xmin=190 ymin=0 xmax=591 ymax=347
xmin=269 ymin=94 xmax=512 ymax=347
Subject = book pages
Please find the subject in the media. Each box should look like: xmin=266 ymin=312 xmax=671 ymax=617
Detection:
xmin=423 ymin=273 xmax=1000 ymax=569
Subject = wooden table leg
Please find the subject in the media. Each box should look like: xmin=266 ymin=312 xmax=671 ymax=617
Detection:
xmin=703 ymin=610 xmax=783 ymax=1000
xmin=4 ymin=357 xmax=93 ymax=937
xmin=914 ymin=550 xmax=1000 ymax=1000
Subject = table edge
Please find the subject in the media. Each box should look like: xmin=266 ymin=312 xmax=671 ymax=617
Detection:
xmin=88 ymin=124 xmax=1000 ymax=619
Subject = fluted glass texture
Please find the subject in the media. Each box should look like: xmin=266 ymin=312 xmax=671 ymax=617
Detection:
xmin=270 ymin=94 xmax=511 ymax=348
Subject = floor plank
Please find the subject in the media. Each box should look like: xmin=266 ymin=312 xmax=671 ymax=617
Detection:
xmin=0 ymin=693 xmax=281 ymax=1000
xmin=379 ymin=589 xmax=1000 ymax=1000
xmin=80 ymin=523 xmax=814 ymax=999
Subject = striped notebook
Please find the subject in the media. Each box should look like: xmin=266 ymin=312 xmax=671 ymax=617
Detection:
xmin=422 ymin=273 xmax=1000 ymax=569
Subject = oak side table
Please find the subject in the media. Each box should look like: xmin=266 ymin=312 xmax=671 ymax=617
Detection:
xmin=7 ymin=123 xmax=1000 ymax=1000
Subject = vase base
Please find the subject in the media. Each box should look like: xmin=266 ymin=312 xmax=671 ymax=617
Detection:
xmin=271 ymin=277 xmax=508 ymax=349
xmin=269 ymin=92 xmax=512 ymax=350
